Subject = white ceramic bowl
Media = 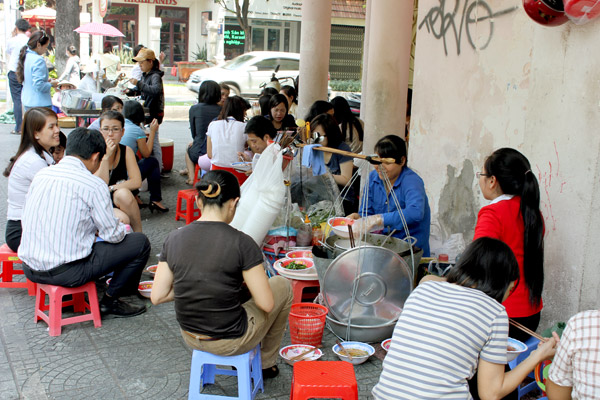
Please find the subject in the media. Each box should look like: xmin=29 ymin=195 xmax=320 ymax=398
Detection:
xmin=138 ymin=281 xmax=153 ymax=299
xmin=381 ymin=338 xmax=392 ymax=352
xmin=327 ymin=217 xmax=355 ymax=238
xmin=286 ymin=250 xmax=313 ymax=259
xmin=507 ymin=337 xmax=528 ymax=362
xmin=332 ymin=341 xmax=375 ymax=365
xmin=146 ymin=264 xmax=158 ymax=276
xmin=279 ymin=344 xmax=323 ymax=366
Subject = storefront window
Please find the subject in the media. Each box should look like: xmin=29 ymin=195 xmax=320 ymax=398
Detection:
xmin=156 ymin=7 xmax=188 ymax=65
xmin=103 ymin=4 xmax=138 ymax=53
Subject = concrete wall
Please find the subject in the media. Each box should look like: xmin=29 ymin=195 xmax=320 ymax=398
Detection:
xmin=409 ymin=0 xmax=600 ymax=326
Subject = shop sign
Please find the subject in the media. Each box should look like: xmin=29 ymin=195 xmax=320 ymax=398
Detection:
xmin=123 ymin=0 xmax=179 ymax=5
xmin=224 ymin=0 xmax=302 ymax=21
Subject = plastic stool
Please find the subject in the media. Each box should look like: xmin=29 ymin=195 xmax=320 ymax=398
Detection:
xmin=289 ymin=279 xmax=321 ymax=304
xmin=0 ymin=243 xmax=36 ymax=295
xmin=509 ymin=336 xmax=541 ymax=399
xmin=188 ymin=344 xmax=263 ymax=400
xmin=210 ymin=165 xmax=248 ymax=186
xmin=34 ymin=281 xmax=102 ymax=336
xmin=176 ymin=189 xmax=201 ymax=225
xmin=291 ymin=360 xmax=358 ymax=400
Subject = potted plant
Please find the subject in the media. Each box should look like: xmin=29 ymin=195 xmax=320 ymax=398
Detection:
xmin=176 ymin=44 xmax=209 ymax=82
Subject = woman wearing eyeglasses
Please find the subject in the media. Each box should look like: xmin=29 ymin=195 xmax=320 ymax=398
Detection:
xmin=16 ymin=30 xmax=58 ymax=111
xmin=475 ymin=148 xmax=545 ymax=342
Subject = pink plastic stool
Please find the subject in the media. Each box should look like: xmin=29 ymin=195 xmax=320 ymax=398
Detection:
xmin=0 ymin=243 xmax=36 ymax=295
xmin=289 ymin=279 xmax=321 ymax=304
xmin=290 ymin=360 xmax=358 ymax=400
xmin=34 ymin=281 xmax=102 ymax=336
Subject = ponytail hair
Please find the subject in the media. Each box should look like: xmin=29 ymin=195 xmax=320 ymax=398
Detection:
xmin=16 ymin=30 xmax=50 ymax=83
xmin=196 ymin=170 xmax=240 ymax=208
xmin=484 ymin=148 xmax=544 ymax=306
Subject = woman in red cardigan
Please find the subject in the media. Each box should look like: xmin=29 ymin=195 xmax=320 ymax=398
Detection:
xmin=475 ymin=148 xmax=544 ymax=341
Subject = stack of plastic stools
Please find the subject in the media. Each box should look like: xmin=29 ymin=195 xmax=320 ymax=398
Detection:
xmin=509 ymin=336 xmax=541 ymax=399
xmin=188 ymin=344 xmax=263 ymax=399
xmin=290 ymin=279 xmax=321 ymax=304
xmin=291 ymin=360 xmax=358 ymax=399
xmin=0 ymin=243 xmax=36 ymax=295
xmin=176 ymin=165 xmax=201 ymax=225
xmin=34 ymin=281 xmax=102 ymax=336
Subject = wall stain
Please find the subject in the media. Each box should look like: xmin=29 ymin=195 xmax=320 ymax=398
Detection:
xmin=438 ymin=159 xmax=478 ymax=240
xmin=535 ymin=141 xmax=566 ymax=231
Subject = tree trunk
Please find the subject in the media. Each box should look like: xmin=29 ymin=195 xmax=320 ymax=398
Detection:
xmin=243 ymin=26 xmax=251 ymax=53
xmin=54 ymin=0 xmax=80 ymax=78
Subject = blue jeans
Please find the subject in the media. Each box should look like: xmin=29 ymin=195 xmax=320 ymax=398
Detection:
xmin=8 ymin=71 xmax=23 ymax=132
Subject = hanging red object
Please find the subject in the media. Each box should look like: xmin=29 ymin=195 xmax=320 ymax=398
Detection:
xmin=564 ymin=0 xmax=600 ymax=22
xmin=523 ymin=0 xmax=569 ymax=26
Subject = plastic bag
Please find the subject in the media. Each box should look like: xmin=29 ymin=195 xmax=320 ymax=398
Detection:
xmin=61 ymin=89 xmax=94 ymax=109
xmin=231 ymin=143 xmax=286 ymax=245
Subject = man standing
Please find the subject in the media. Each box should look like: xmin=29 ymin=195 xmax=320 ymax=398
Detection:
xmin=6 ymin=19 xmax=31 ymax=135
xmin=19 ymin=128 xmax=150 ymax=317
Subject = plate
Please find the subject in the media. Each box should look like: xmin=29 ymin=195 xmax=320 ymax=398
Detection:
xmin=279 ymin=345 xmax=323 ymax=365
xmin=231 ymin=161 xmax=252 ymax=172
xmin=322 ymin=246 xmax=413 ymax=323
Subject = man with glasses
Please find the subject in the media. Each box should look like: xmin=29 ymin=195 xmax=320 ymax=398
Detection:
xmin=6 ymin=19 xmax=31 ymax=134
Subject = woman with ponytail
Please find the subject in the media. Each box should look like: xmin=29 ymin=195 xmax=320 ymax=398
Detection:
xmin=475 ymin=148 xmax=545 ymax=341
xmin=16 ymin=30 xmax=57 ymax=110
xmin=151 ymin=170 xmax=292 ymax=380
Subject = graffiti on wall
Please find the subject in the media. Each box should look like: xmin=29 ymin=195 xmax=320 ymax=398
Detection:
xmin=536 ymin=142 xmax=567 ymax=231
xmin=418 ymin=0 xmax=518 ymax=56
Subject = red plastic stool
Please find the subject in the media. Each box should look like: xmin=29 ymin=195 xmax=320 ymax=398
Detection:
xmin=0 ymin=243 xmax=36 ymax=295
xmin=291 ymin=360 xmax=358 ymax=400
xmin=289 ymin=279 xmax=321 ymax=304
xmin=34 ymin=281 xmax=102 ymax=336
xmin=211 ymin=164 xmax=248 ymax=186
xmin=175 ymin=189 xmax=201 ymax=225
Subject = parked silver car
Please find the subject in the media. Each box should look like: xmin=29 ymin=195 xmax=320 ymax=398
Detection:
xmin=186 ymin=51 xmax=300 ymax=97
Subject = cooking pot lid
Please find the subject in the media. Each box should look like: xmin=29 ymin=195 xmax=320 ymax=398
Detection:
xmin=322 ymin=246 xmax=413 ymax=323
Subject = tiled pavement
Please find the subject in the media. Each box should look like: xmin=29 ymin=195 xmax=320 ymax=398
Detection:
xmin=0 ymin=120 xmax=383 ymax=399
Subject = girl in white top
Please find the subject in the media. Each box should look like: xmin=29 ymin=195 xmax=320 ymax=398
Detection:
xmin=207 ymin=96 xmax=248 ymax=168
xmin=57 ymin=45 xmax=80 ymax=85
xmin=3 ymin=108 xmax=60 ymax=251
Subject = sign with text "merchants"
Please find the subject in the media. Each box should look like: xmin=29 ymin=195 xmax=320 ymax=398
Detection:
xmin=123 ymin=0 xmax=178 ymax=5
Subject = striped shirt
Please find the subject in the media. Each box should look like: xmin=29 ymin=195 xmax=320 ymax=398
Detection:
xmin=372 ymin=281 xmax=508 ymax=400
xmin=549 ymin=310 xmax=600 ymax=400
xmin=18 ymin=156 xmax=126 ymax=271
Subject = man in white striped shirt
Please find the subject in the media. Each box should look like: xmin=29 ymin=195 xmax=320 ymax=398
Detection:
xmin=19 ymin=128 xmax=150 ymax=317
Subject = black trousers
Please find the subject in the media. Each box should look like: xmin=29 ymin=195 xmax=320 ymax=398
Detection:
xmin=5 ymin=219 xmax=22 ymax=252
xmin=22 ymin=233 xmax=151 ymax=298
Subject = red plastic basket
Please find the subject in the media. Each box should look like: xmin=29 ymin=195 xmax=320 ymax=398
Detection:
xmin=288 ymin=303 xmax=329 ymax=346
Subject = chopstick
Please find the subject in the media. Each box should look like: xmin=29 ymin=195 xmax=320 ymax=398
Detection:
xmin=509 ymin=319 xmax=546 ymax=342
xmin=295 ymin=143 xmax=396 ymax=164
xmin=290 ymin=347 xmax=318 ymax=361
xmin=348 ymin=225 xmax=356 ymax=248
xmin=336 ymin=340 xmax=353 ymax=361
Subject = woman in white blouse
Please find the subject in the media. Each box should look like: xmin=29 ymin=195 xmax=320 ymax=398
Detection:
xmin=206 ymin=96 xmax=248 ymax=168
xmin=3 ymin=108 xmax=60 ymax=251
xmin=57 ymin=45 xmax=80 ymax=85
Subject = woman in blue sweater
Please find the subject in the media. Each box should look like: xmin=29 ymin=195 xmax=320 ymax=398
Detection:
xmin=349 ymin=135 xmax=431 ymax=256
xmin=16 ymin=30 xmax=57 ymax=110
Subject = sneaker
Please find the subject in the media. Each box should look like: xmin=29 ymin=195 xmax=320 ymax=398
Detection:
xmin=100 ymin=296 xmax=146 ymax=318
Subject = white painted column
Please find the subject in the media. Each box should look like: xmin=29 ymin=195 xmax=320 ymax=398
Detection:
xmin=91 ymin=1 xmax=101 ymax=55
xmin=148 ymin=17 xmax=162 ymax=56
xmin=359 ymin=0 xmax=372 ymax=121
xmin=362 ymin=0 xmax=413 ymax=154
xmin=297 ymin=0 xmax=332 ymax=120
xmin=79 ymin=13 xmax=91 ymax=63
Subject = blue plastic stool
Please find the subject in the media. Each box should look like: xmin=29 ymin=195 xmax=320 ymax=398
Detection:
xmin=188 ymin=344 xmax=264 ymax=400
xmin=509 ymin=336 xmax=541 ymax=399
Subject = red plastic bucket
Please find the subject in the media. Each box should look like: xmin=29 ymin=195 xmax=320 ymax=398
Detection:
xmin=160 ymin=138 xmax=174 ymax=172
xmin=288 ymin=303 xmax=328 ymax=346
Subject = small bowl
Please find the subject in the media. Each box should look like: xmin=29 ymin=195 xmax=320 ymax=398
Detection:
xmin=332 ymin=341 xmax=375 ymax=365
xmin=146 ymin=264 xmax=158 ymax=276
xmin=106 ymin=278 xmax=112 ymax=286
xmin=507 ymin=337 xmax=528 ymax=362
xmin=328 ymin=217 xmax=355 ymax=238
xmin=279 ymin=344 xmax=323 ymax=366
xmin=381 ymin=338 xmax=392 ymax=352
xmin=138 ymin=281 xmax=153 ymax=299
xmin=278 ymin=257 xmax=314 ymax=272
xmin=286 ymin=250 xmax=313 ymax=259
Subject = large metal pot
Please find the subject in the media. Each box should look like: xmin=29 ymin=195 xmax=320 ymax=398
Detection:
xmin=326 ymin=314 xmax=396 ymax=343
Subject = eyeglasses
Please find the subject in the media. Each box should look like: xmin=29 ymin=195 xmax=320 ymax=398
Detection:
xmin=101 ymin=127 xmax=122 ymax=133
xmin=476 ymin=172 xmax=490 ymax=179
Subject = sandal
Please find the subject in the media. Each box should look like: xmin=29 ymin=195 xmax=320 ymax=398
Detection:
xmin=185 ymin=179 xmax=194 ymax=186
xmin=179 ymin=168 xmax=188 ymax=176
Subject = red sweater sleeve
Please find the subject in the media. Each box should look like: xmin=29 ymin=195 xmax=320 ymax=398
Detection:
xmin=474 ymin=206 xmax=502 ymax=241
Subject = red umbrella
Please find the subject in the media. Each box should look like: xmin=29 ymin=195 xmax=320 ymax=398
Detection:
xmin=74 ymin=22 xmax=124 ymax=37
xmin=21 ymin=6 xmax=56 ymax=29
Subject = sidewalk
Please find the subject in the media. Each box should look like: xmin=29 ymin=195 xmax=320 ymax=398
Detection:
xmin=0 ymin=120 xmax=384 ymax=399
